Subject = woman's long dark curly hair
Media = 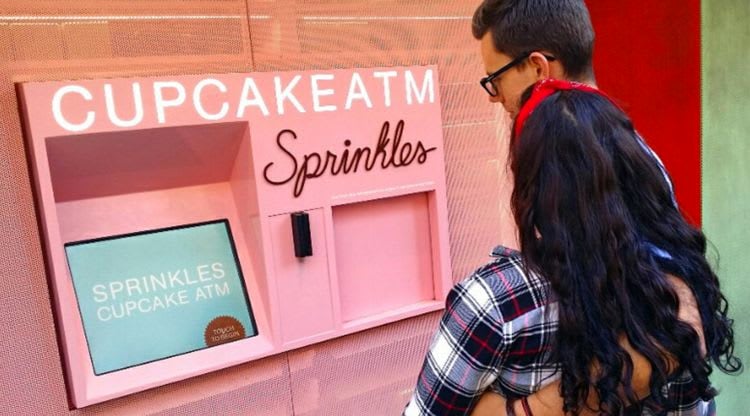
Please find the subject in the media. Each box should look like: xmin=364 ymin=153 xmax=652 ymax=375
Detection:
xmin=510 ymin=88 xmax=741 ymax=415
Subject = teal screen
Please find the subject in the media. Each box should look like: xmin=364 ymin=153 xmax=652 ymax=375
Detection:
xmin=65 ymin=220 xmax=258 ymax=375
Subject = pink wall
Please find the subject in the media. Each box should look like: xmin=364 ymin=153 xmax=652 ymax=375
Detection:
xmin=0 ymin=2 xmax=512 ymax=415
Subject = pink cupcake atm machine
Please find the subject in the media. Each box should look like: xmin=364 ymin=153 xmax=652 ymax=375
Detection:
xmin=18 ymin=65 xmax=452 ymax=408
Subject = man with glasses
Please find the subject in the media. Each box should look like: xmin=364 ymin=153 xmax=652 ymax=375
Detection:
xmin=474 ymin=0 xmax=673 ymax=195
xmin=474 ymin=0 xmax=596 ymax=117
xmin=404 ymin=1 xmax=678 ymax=415
xmin=479 ymin=51 xmax=557 ymax=109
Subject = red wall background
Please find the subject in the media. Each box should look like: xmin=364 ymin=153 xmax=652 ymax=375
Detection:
xmin=588 ymin=0 xmax=702 ymax=224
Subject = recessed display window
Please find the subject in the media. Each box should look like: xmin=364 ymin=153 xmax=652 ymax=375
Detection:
xmin=64 ymin=220 xmax=258 ymax=375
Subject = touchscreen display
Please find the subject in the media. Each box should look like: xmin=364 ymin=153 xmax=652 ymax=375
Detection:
xmin=64 ymin=220 xmax=257 ymax=375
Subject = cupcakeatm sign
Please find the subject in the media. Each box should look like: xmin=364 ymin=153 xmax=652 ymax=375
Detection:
xmin=19 ymin=66 xmax=451 ymax=408
xmin=48 ymin=68 xmax=439 ymax=199
xmin=51 ymin=68 xmax=435 ymax=129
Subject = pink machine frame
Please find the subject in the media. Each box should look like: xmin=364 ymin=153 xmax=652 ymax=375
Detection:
xmin=18 ymin=65 xmax=452 ymax=407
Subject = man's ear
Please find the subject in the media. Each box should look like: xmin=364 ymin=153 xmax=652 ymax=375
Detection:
xmin=528 ymin=52 xmax=552 ymax=80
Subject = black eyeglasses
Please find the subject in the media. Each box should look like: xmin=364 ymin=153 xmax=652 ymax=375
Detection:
xmin=480 ymin=52 xmax=557 ymax=97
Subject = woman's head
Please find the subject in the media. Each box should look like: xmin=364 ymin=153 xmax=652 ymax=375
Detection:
xmin=510 ymin=85 xmax=646 ymax=252
xmin=509 ymin=83 xmax=740 ymax=414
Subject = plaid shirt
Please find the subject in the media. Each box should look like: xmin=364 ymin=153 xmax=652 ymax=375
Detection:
xmin=404 ymin=246 xmax=714 ymax=416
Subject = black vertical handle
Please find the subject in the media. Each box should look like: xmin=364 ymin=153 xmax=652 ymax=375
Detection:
xmin=291 ymin=212 xmax=313 ymax=258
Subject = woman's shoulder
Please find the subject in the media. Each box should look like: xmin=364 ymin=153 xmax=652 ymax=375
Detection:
xmin=665 ymin=274 xmax=707 ymax=356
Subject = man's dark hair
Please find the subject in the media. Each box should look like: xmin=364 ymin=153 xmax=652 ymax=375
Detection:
xmin=472 ymin=0 xmax=595 ymax=81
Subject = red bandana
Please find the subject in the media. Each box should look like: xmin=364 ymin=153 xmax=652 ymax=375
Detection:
xmin=514 ymin=79 xmax=616 ymax=138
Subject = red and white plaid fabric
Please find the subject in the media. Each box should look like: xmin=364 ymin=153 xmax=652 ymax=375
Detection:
xmin=404 ymin=246 xmax=712 ymax=416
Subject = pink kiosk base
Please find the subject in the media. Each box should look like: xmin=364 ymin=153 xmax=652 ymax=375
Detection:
xmin=19 ymin=66 xmax=452 ymax=407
